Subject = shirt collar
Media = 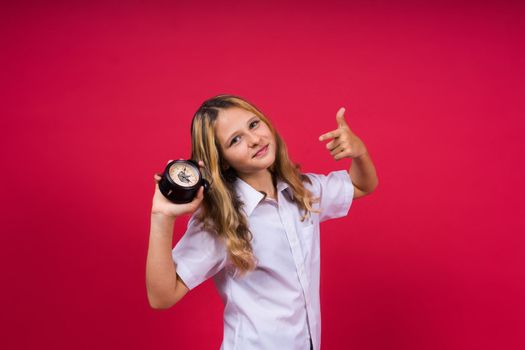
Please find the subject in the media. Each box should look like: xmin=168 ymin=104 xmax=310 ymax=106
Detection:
xmin=234 ymin=177 xmax=293 ymax=217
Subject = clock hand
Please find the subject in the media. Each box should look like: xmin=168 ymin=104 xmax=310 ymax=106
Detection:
xmin=177 ymin=171 xmax=191 ymax=183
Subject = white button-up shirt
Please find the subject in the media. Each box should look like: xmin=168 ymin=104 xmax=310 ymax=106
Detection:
xmin=172 ymin=170 xmax=354 ymax=350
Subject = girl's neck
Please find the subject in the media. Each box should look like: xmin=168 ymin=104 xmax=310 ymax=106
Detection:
xmin=238 ymin=169 xmax=277 ymax=199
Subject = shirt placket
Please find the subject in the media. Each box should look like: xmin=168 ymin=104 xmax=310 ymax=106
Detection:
xmin=277 ymin=197 xmax=315 ymax=343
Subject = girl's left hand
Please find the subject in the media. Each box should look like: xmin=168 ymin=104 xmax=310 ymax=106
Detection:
xmin=318 ymin=107 xmax=368 ymax=161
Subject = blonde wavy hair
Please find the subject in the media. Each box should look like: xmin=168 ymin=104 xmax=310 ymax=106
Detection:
xmin=190 ymin=94 xmax=321 ymax=276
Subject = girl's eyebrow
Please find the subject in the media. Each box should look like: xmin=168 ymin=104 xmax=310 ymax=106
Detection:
xmin=225 ymin=116 xmax=258 ymax=145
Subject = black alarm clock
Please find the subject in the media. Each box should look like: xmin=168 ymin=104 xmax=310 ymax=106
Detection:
xmin=158 ymin=159 xmax=211 ymax=204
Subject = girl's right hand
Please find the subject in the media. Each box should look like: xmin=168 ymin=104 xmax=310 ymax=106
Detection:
xmin=151 ymin=159 xmax=207 ymax=218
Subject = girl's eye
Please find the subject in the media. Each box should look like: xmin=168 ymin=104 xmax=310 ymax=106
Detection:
xmin=230 ymin=120 xmax=260 ymax=146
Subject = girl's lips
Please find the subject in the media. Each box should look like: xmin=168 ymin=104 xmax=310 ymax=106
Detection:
xmin=253 ymin=144 xmax=269 ymax=158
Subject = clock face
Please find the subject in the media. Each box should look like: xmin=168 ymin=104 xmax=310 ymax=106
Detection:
xmin=168 ymin=162 xmax=200 ymax=187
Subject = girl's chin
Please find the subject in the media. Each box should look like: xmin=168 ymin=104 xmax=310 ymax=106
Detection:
xmin=237 ymin=157 xmax=275 ymax=174
xmin=253 ymin=154 xmax=275 ymax=167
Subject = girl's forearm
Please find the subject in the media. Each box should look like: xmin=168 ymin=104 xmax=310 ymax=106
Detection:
xmin=146 ymin=213 xmax=178 ymax=309
xmin=348 ymin=150 xmax=379 ymax=193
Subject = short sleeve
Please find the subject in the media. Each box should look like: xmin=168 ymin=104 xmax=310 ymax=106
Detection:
xmin=304 ymin=170 xmax=354 ymax=223
xmin=172 ymin=211 xmax=228 ymax=290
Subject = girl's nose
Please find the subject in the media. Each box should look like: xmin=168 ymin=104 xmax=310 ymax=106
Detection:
xmin=247 ymin=132 xmax=262 ymax=146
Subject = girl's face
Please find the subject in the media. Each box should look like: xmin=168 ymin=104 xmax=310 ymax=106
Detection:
xmin=215 ymin=107 xmax=276 ymax=177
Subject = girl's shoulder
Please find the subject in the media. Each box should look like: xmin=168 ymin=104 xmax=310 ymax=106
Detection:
xmin=300 ymin=170 xmax=353 ymax=195
xmin=299 ymin=171 xmax=319 ymax=189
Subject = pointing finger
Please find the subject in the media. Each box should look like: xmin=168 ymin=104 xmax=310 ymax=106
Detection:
xmin=318 ymin=129 xmax=342 ymax=141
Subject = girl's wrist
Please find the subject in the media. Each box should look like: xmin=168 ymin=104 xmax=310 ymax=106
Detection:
xmin=150 ymin=212 xmax=176 ymax=239
xmin=151 ymin=211 xmax=177 ymax=222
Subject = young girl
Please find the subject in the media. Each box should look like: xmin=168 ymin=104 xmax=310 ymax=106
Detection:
xmin=146 ymin=94 xmax=378 ymax=350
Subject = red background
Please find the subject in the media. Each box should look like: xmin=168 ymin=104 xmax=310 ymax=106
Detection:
xmin=2 ymin=1 xmax=524 ymax=349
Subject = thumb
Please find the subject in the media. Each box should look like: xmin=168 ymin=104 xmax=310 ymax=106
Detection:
xmin=195 ymin=186 xmax=205 ymax=201
xmin=336 ymin=107 xmax=348 ymax=128
xmin=189 ymin=186 xmax=204 ymax=207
